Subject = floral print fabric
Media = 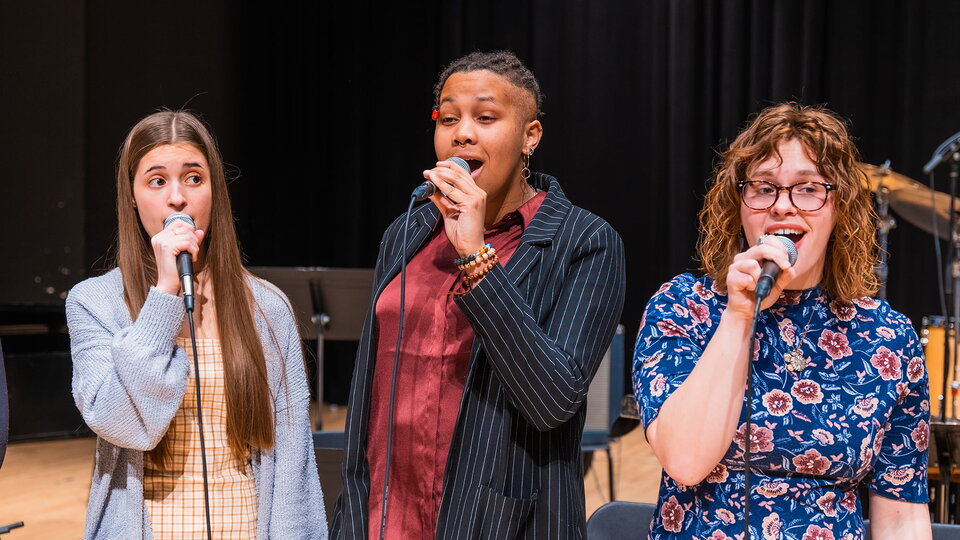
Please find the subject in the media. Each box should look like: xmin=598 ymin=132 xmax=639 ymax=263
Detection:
xmin=633 ymin=274 xmax=929 ymax=539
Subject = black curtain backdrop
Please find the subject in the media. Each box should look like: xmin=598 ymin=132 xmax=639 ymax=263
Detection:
xmin=217 ymin=1 xmax=960 ymax=346
xmin=6 ymin=1 xmax=959 ymax=400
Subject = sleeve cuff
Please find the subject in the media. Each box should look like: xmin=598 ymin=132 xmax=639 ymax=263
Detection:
xmin=128 ymin=287 xmax=186 ymax=349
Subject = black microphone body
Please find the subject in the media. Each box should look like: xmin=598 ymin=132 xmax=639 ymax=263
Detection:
xmin=163 ymin=212 xmax=196 ymax=311
xmin=754 ymin=235 xmax=798 ymax=301
xmin=412 ymin=157 xmax=472 ymax=201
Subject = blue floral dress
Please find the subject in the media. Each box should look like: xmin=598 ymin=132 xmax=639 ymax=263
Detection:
xmin=633 ymin=274 xmax=929 ymax=540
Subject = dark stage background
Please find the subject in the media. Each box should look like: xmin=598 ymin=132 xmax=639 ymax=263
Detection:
xmin=3 ymin=1 xmax=960 ymax=408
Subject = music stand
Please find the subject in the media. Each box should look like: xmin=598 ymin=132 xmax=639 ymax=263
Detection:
xmin=248 ymin=267 xmax=373 ymax=429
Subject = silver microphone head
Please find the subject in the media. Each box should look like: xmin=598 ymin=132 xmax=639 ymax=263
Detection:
xmin=447 ymin=156 xmax=471 ymax=172
xmin=761 ymin=234 xmax=798 ymax=266
xmin=163 ymin=212 xmax=195 ymax=229
xmin=411 ymin=158 xmax=473 ymax=201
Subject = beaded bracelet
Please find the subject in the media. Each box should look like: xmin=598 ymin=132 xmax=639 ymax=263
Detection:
xmin=455 ymin=243 xmax=496 ymax=270
xmin=461 ymin=252 xmax=499 ymax=288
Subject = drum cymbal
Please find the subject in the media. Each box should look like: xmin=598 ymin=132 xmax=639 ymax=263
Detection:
xmin=859 ymin=162 xmax=924 ymax=192
xmin=858 ymin=162 xmax=960 ymax=239
xmin=888 ymin=185 xmax=960 ymax=240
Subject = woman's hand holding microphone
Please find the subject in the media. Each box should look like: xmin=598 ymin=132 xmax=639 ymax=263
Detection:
xmin=724 ymin=236 xmax=798 ymax=321
xmin=423 ymin=160 xmax=487 ymax=258
xmin=152 ymin=215 xmax=204 ymax=297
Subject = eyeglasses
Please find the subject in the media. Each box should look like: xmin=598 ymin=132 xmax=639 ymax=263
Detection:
xmin=737 ymin=180 xmax=836 ymax=211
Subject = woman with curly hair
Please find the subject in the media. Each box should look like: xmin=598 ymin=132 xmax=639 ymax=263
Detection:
xmin=633 ymin=103 xmax=930 ymax=539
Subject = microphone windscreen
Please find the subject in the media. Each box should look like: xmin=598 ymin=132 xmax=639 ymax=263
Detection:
xmin=447 ymin=156 xmax=471 ymax=172
xmin=163 ymin=212 xmax=195 ymax=230
xmin=768 ymin=235 xmax=798 ymax=266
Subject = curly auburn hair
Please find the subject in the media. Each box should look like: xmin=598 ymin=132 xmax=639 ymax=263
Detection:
xmin=433 ymin=50 xmax=543 ymax=120
xmin=698 ymin=102 xmax=879 ymax=301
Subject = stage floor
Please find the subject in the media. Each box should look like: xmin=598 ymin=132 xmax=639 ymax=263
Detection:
xmin=0 ymin=404 xmax=661 ymax=537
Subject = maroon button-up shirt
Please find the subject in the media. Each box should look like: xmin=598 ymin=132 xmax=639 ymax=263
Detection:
xmin=366 ymin=191 xmax=546 ymax=539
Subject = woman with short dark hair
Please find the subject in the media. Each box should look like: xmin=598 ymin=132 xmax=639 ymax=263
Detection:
xmin=332 ymin=51 xmax=625 ymax=539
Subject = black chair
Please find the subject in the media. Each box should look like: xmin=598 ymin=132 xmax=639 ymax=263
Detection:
xmin=313 ymin=430 xmax=345 ymax=519
xmin=932 ymin=522 xmax=960 ymax=539
xmin=586 ymin=501 xmax=654 ymax=539
xmin=863 ymin=519 xmax=960 ymax=539
xmin=588 ymin=502 xmax=960 ymax=539
xmin=0 ymin=339 xmax=24 ymax=535
xmin=581 ymin=325 xmax=625 ymax=500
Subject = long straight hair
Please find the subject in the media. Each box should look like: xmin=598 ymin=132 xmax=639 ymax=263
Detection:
xmin=115 ymin=110 xmax=274 ymax=464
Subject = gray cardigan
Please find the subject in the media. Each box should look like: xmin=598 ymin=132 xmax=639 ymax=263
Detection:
xmin=66 ymin=268 xmax=327 ymax=539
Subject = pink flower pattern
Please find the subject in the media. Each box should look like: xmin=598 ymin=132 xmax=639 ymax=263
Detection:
xmin=660 ymin=495 xmax=684 ymax=532
xmin=793 ymin=449 xmax=832 ymax=475
xmin=792 ymin=379 xmax=824 ymax=405
xmin=830 ymin=300 xmax=856 ymax=321
xmin=907 ymin=356 xmax=924 ymax=383
xmin=633 ymin=274 xmax=929 ymax=538
xmin=802 ymin=525 xmax=836 ymax=540
xmin=763 ymin=389 xmax=794 ymax=416
xmin=762 ymin=513 xmax=783 ymax=540
xmin=911 ymin=420 xmax=929 ymax=452
xmin=734 ymin=423 xmax=775 ymax=453
xmin=870 ymin=346 xmax=902 ymax=380
xmin=818 ymin=329 xmax=852 ymax=359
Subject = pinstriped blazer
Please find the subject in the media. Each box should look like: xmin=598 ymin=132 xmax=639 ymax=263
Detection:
xmin=331 ymin=173 xmax=625 ymax=539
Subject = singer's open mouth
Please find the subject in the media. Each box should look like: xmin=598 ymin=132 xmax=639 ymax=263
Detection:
xmin=765 ymin=227 xmax=806 ymax=245
xmin=781 ymin=232 xmax=805 ymax=244
xmin=465 ymin=159 xmax=483 ymax=172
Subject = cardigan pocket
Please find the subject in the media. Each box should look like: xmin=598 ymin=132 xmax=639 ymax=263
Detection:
xmin=473 ymin=484 xmax=539 ymax=540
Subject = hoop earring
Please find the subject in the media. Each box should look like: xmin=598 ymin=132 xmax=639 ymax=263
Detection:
xmin=521 ymin=149 xmax=533 ymax=180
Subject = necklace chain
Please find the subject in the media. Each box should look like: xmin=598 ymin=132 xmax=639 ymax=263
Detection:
xmin=783 ymin=307 xmax=816 ymax=372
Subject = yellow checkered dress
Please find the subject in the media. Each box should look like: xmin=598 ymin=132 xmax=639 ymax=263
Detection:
xmin=144 ymin=338 xmax=259 ymax=539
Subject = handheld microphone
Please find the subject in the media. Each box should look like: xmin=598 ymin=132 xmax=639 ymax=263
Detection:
xmin=411 ymin=157 xmax=472 ymax=200
xmin=163 ymin=212 xmax=196 ymax=311
xmin=754 ymin=235 xmax=798 ymax=301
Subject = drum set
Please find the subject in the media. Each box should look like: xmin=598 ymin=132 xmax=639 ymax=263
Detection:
xmin=860 ymin=161 xmax=960 ymax=419
xmin=864 ymin=133 xmax=960 ymax=523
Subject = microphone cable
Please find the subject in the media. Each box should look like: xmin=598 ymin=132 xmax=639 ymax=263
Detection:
xmin=742 ymin=298 xmax=762 ymax=540
xmin=185 ymin=292 xmax=213 ymax=540
xmin=378 ymin=194 xmax=417 ymax=540
xmin=378 ymin=157 xmax=472 ymax=539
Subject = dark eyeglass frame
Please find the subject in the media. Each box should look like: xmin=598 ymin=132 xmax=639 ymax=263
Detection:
xmin=736 ymin=180 xmax=837 ymax=211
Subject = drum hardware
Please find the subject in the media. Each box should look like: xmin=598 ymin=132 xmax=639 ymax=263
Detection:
xmin=870 ymin=161 xmax=896 ymax=298
xmin=922 ymin=316 xmax=958 ymax=420
xmin=863 ymin=158 xmax=960 ymax=422
xmin=860 ymin=160 xmax=960 ymax=241
xmin=947 ymin=156 xmax=960 ymax=424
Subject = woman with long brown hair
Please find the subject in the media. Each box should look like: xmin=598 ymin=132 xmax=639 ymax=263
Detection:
xmin=633 ymin=103 xmax=930 ymax=538
xmin=66 ymin=110 xmax=326 ymax=539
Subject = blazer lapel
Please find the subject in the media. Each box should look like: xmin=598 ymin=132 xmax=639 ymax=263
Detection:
xmin=375 ymin=203 xmax=441 ymax=298
xmin=504 ymin=173 xmax=572 ymax=286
